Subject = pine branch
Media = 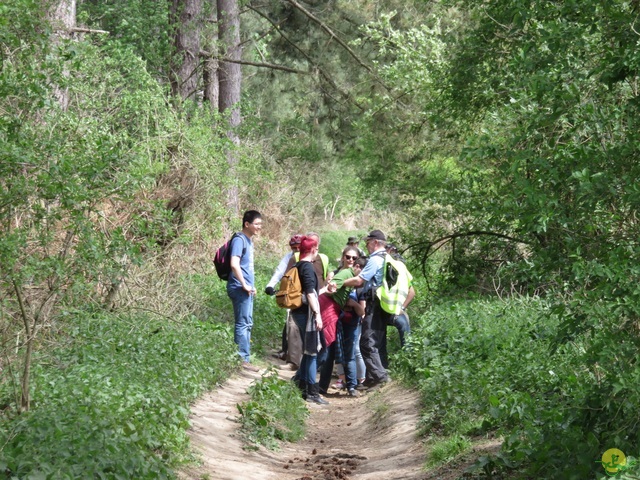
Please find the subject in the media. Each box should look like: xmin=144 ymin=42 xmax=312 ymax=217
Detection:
xmin=285 ymin=0 xmax=371 ymax=73
xmin=246 ymin=4 xmax=365 ymax=110
xmin=285 ymin=0 xmax=391 ymax=91
xmin=200 ymin=50 xmax=308 ymax=74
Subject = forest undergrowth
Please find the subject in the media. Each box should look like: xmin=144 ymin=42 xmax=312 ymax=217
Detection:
xmin=395 ymin=296 xmax=640 ymax=480
xmin=2 ymin=266 xmax=640 ymax=479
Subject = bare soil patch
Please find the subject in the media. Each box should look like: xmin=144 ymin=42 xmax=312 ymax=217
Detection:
xmin=178 ymin=358 xmax=427 ymax=480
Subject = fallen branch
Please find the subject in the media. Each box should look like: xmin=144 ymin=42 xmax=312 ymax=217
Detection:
xmin=405 ymin=230 xmax=532 ymax=281
xmin=70 ymin=27 xmax=109 ymax=34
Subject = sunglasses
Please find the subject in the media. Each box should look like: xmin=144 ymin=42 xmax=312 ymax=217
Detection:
xmin=344 ymin=255 xmax=358 ymax=260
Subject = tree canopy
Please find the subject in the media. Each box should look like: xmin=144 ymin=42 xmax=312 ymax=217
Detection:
xmin=2 ymin=0 xmax=640 ymax=477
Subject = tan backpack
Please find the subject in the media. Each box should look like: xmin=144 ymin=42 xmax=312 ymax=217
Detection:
xmin=275 ymin=263 xmax=303 ymax=309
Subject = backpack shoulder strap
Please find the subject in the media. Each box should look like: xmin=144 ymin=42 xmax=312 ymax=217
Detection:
xmin=230 ymin=232 xmax=247 ymax=256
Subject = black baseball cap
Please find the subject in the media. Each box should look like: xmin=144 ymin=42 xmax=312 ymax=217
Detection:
xmin=364 ymin=230 xmax=386 ymax=241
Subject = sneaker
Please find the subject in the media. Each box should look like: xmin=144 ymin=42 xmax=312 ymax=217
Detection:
xmin=347 ymin=389 xmax=360 ymax=398
xmin=242 ymin=362 xmax=260 ymax=372
xmin=277 ymin=363 xmax=298 ymax=371
xmin=355 ymin=382 xmax=368 ymax=391
xmin=306 ymin=395 xmax=329 ymax=405
xmin=332 ymin=379 xmax=345 ymax=390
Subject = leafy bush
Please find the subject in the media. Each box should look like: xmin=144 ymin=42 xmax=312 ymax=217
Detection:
xmin=237 ymin=368 xmax=308 ymax=450
xmin=400 ymin=292 xmax=640 ymax=478
xmin=0 ymin=312 xmax=237 ymax=478
xmin=396 ymin=297 xmax=586 ymax=475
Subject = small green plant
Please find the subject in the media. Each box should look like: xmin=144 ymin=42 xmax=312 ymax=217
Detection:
xmin=237 ymin=367 xmax=308 ymax=450
xmin=427 ymin=434 xmax=471 ymax=467
xmin=366 ymin=390 xmax=390 ymax=427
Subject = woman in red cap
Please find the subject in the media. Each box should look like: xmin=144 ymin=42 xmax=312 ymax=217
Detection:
xmin=264 ymin=234 xmax=303 ymax=361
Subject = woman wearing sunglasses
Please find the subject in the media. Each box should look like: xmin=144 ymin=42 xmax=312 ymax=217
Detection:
xmin=317 ymin=247 xmax=367 ymax=397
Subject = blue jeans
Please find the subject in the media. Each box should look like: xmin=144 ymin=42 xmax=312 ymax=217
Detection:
xmin=341 ymin=319 xmax=360 ymax=390
xmin=227 ymin=286 xmax=254 ymax=362
xmin=318 ymin=319 xmax=360 ymax=391
xmin=380 ymin=312 xmax=411 ymax=369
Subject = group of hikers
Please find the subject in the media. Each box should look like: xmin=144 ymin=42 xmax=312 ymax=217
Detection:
xmin=224 ymin=210 xmax=415 ymax=406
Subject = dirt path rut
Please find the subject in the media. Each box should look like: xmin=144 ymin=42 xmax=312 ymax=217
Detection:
xmin=178 ymin=361 xmax=426 ymax=480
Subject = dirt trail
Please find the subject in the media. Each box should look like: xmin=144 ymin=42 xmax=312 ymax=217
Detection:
xmin=178 ymin=359 xmax=427 ymax=480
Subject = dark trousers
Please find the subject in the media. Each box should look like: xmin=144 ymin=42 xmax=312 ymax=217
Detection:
xmin=360 ymin=297 xmax=391 ymax=382
xmin=291 ymin=310 xmax=317 ymax=387
xmin=281 ymin=323 xmax=287 ymax=353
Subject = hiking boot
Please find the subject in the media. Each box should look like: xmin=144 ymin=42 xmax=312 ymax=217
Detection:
xmin=347 ymin=388 xmax=360 ymax=398
xmin=361 ymin=378 xmax=377 ymax=388
xmin=306 ymin=395 xmax=330 ymax=405
xmin=362 ymin=376 xmax=390 ymax=389
xmin=306 ymin=383 xmax=329 ymax=405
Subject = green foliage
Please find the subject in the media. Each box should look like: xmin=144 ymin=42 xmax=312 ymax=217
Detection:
xmin=402 ymin=295 xmax=640 ymax=478
xmin=1 ymin=28 xmax=176 ymax=301
xmin=1 ymin=1 xmax=183 ymax=414
xmin=427 ymin=435 xmax=471 ymax=467
xmin=237 ymin=368 xmax=308 ymax=450
xmin=0 ymin=312 xmax=237 ymax=478
xmin=347 ymin=0 xmax=640 ymax=298
xmin=249 ymin=266 xmax=288 ymax=356
xmin=316 ymin=231 xmax=360 ymax=265
xmin=77 ymin=0 xmax=173 ymax=78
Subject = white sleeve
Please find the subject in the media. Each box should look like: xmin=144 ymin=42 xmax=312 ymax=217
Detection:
xmin=266 ymin=251 xmax=293 ymax=288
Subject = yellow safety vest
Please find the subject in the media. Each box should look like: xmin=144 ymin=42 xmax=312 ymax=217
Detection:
xmin=377 ymin=254 xmax=412 ymax=315
xmin=293 ymin=252 xmax=329 ymax=280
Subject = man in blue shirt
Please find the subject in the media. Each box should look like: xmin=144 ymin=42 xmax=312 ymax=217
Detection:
xmin=227 ymin=210 xmax=262 ymax=371
xmin=340 ymin=229 xmax=391 ymax=387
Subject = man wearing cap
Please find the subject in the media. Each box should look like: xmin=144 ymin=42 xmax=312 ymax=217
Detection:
xmin=347 ymin=236 xmax=366 ymax=258
xmin=265 ymin=234 xmax=303 ymax=296
xmin=385 ymin=243 xmax=406 ymax=263
xmin=339 ymin=229 xmax=392 ymax=387
xmin=265 ymin=234 xmax=303 ymax=360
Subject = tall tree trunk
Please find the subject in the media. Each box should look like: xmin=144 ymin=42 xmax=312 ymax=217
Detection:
xmin=217 ymin=0 xmax=242 ymax=214
xmin=48 ymin=0 xmax=76 ymax=110
xmin=203 ymin=3 xmax=219 ymax=109
xmin=170 ymin=0 xmax=203 ymax=101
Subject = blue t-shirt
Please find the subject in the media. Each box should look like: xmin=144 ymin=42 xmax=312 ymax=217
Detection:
xmin=358 ymin=249 xmax=385 ymax=294
xmin=227 ymin=232 xmax=254 ymax=290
